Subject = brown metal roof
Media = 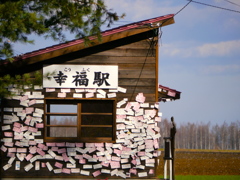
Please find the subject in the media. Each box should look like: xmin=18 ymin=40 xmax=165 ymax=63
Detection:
xmin=10 ymin=14 xmax=174 ymax=63
xmin=158 ymin=84 xmax=181 ymax=102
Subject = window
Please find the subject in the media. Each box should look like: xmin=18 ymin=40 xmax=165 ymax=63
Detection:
xmin=44 ymin=98 xmax=116 ymax=142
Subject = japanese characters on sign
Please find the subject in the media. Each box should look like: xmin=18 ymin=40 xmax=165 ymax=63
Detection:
xmin=43 ymin=65 xmax=118 ymax=89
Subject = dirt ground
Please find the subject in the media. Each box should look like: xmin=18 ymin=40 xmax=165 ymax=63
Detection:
xmin=156 ymin=149 xmax=240 ymax=175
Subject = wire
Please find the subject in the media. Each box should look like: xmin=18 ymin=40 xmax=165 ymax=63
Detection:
xmin=175 ymin=0 xmax=193 ymax=16
xmin=224 ymin=0 xmax=240 ymax=7
xmin=129 ymin=30 xmax=157 ymax=101
xmin=187 ymin=0 xmax=240 ymax=13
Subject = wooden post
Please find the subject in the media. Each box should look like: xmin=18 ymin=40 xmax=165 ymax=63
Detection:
xmin=170 ymin=116 xmax=177 ymax=180
xmin=163 ymin=137 xmax=171 ymax=180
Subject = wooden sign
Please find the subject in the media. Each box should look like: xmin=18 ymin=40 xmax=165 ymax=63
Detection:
xmin=43 ymin=65 xmax=118 ymax=89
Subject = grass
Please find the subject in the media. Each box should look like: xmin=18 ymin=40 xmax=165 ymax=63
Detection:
xmin=158 ymin=175 xmax=240 ymax=180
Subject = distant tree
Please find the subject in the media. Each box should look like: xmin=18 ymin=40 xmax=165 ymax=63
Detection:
xmin=159 ymin=118 xmax=171 ymax=148
xmin=164 ymin=120 xmax=240 ymax=150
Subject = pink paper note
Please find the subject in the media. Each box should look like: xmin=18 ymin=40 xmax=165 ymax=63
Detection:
xmin=46 ymin=88 xmax=55 ymax=92
xmin=25 ymin=154 xmax=33 ymax=161
xmin=137 ymin=151 xmax=145 ymax=156
xmin=28 ymin=127 xmax=38 ymax=133
xmin=131 ymin=159 xmax=137 ymax=165
xmin=24 ymin=115 xmax=32 ymax=125
xmin=116 ymin=114 xmax=126 ymax=119
xmin=114 ymin=149 xmax=122 ymax=155
xmin=62 ymin=153 xmax=69 ymax=162
xmin=7 ymin=152 xmax=15 ymax=157
xmin=37 ymin=148 xmax=45 ymax=156
xmin=85 ymin=143 xmax=95 ymax=148
xmin=41 ymin=162 xmax=46 ymax=168
xmin=13 ymin=122 xmax=21 ymax=128
xmin=75 ymin=143 xmax=83 ymax=147
xmin=14 ymin=135 xmax=23 ymax=140
xmin=94 ymin=143 xmax=104 ymax=147
xmin=13 ymin=127 xmax=21 ymax=133
xmin=36 ymin=123 xmax=44 ymax=128
xmin=62 ymin=168 xmax=71 ymax=174
xmin=26 ymin=107 xmax=34 ymax=114
xmin=146 ymin=159 xmax=155 ymax=164
xmin=135 ymin=93 xmax=145 ymax=103
xmin=20 ymin=126 xmax=29 ymax=132
xmin=1 ymin=145 xmax=7 ymax=152
xmin=55 ymin=162 xmax=63 ymax=169
xmin=61 ymin=88 xmax=71 ymax=93
xmin=101 ymin=161 xmax=109 ymax=167
xmin=122 ymin=147 xmax=131 ymax=152
xmin=75 ymin=155 xmax=83 ymax=160
xmin=4 ymin=142 xmax=14 ymax=147
xmin=57 ymin=92 xmax=66 ymax=97
xmin=8 ymin=148 xmax=17 ymax=152
xmin=51 ymin=146 xmax=58 ymax=151
xmin=149 ymin=169 xmax=154 ymax=174
xmin=28 ymin=99 xmax=36 ymax=106
xmin=110 ymin=161 xmax=120 ymax=169
xmin=17 ymin=148 xmax=27 ymax=153
xmin=58 ymin=148 xmax=66 ymax=154
xmin=117 ymin=124 xmax=125 ymax=130
xmin=46 ymin=142 xmax=56 ymax=147
xmin=154 ymin=139 xmax=159 ymax=149
xmin=133 ymin=102 xmax=140 ymax=112
xmin=105 ymin=143 xmax=113 ymax=148
xmin=83 ymin=154 xmax=92 ymax=159
xmin=92 ymin=170 xmax=101 ymax=177
xmin=130 ymin=168 xmax=137 ymax=175
xmin=85 ymin=92 xmax=94 ymax=98
xmin=112 ymin=156 xmax=120 ymax=162
xmin=79 ymin=159 xmax=86 ymax=164
xmin=29 ymin=146 xmax=37 ymax=154
xmin=66 ymin=142 xmax=75 ymax=147
xmin=145 ymin=139 xmax=154 ymax=149
xmin=38 ymin=143 xmax=46 ymax=149
xmin=29 ymin=140 xmax=37 ymax=146
xmin=20 ymin=95 xmax=28 ymax=102
xmin=4 ymin=132 xmax=13 ymax=137
xmin=125 ymin=102 xmax=132 ymax=112
xmin=56 ymin=142 xmax=65 ymax=147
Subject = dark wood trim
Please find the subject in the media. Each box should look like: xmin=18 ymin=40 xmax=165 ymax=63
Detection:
xmin=44 ymin=98 xmax=116 ymax=143
xmin=45 ymin=113 xmax=77 ymax=115
xmin=0 ymin=30 xmax=159 ymax=76
xmin=78 ymin=103 xmax=81 ymax=140
xmin=81 ymin=125 xmax=112 ymax=127
xmin=155 ymin=37 xmax=159 ymax=102
xmin=81 ymin=113 xmax=113 ymax=115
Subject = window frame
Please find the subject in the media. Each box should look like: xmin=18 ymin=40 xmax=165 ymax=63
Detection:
xmin=44 ymin=98 xmax=116 ymax=143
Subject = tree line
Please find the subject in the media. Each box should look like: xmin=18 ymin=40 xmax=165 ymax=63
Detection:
xmin=49 ymin=117 xmax=77 ymax=137
xmin=159 ymin=118 xmax=240 ymax=150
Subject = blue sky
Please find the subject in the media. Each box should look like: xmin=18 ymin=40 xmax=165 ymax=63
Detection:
xmin=13 ymin=0 xmax=240 ymax=126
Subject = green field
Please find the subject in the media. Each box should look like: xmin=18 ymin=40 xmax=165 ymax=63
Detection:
xmin=169 ymin=175 xmax=240 ymax=180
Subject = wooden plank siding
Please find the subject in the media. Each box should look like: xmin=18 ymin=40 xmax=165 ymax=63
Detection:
xmin=61 ymin=39 xmax=158 ymax=103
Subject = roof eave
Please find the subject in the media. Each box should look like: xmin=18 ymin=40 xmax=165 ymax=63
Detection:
xmin=8 ymin=14 xmax=175 ymax=65
xmin=158 ymin=84 xmax=181 ymax=102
